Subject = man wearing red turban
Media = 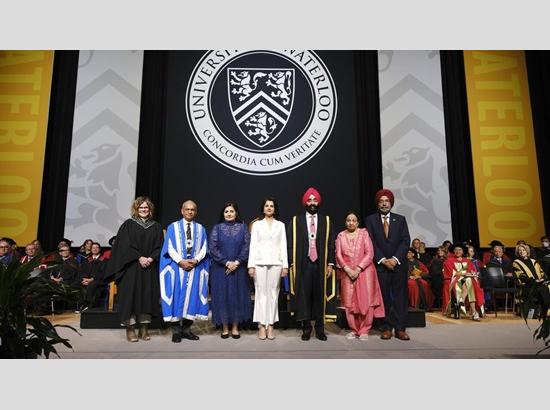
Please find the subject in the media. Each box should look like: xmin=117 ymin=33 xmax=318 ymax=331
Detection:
xmin=365 ymin=189 xmax=412 ymax=341
xmin=288 ymin=187 xmax=335 ymax=341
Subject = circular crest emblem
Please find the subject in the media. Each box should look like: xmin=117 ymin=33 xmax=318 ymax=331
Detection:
xmin=186 ymin=50 xmax=337 ymax=175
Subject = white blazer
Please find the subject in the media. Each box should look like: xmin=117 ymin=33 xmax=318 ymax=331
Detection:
xmin=247 ymin=218 xmax=288 ymax=268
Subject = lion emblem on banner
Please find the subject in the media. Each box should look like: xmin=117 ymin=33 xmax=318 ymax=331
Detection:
xmin=244 ymin=111 xmax=278 ymax=143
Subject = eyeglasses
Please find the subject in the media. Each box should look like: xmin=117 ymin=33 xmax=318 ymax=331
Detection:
xmin=0 ymin=246 xmax=9 ymax=249
xmin=59 ymin=249 xmax=70 ymax=253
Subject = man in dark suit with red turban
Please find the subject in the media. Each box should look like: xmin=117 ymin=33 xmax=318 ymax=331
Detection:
xmin=288 ymin=187 xmax=335 ymax=341
xmin=365 ymin=189 xmax=411 ymax=340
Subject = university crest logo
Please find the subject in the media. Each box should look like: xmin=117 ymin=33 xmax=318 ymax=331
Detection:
xmin=228 ymin=68 xmax=294 ymax=148
xmin=186 ymin=50 xmax=337 ymax=175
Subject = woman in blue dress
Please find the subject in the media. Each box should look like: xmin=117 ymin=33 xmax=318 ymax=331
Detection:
xmin=209 ymin=202 xmax=251 ymax=339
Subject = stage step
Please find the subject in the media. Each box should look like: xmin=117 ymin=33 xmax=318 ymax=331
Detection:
xmin=80 ymin=308 xmax=165 ymax=329
xmin=80 ymin=307 xmax=425 ymax=329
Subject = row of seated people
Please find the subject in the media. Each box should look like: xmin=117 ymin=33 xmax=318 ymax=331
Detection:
xmin=405 ymin=237 xmax=550 ymax=320
xmin=5 ymin=233 xmax=549 ymax=319
xmin=3 ymin=237 xmax=116 ymax=313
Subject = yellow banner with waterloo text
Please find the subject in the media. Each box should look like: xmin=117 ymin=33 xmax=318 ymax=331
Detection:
xmin=464 ymin=50 xmax=544 ymax=247
xmin=0 ymin=51 xmax=54 ymax=245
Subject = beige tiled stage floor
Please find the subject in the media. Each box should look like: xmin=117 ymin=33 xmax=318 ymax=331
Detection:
xmin=45 ymin=311 xmax=550 ymax=359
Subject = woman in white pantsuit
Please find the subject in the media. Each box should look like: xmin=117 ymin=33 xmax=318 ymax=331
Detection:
xmin=248 ymin=197 xmax=288 ymax=340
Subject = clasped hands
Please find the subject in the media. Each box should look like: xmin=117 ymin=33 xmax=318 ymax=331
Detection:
xmin=178 ymin=258 xmax=198 ymax=271
xmin=344 ymin=265 xmax=361 ymax=280
xmin=382 ymin=258 xmax=397 ymax=271
xmin=225 ymin=260 xmax=240 ymax=274
xmin=139 ymin=256 xmax=154 ymax=268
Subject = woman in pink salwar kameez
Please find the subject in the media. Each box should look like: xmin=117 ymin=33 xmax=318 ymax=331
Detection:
xmin=336 ymin=212 xmax=385 ymax=340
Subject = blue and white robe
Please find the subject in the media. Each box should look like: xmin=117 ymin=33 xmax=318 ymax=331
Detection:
xmin=159 ymin=220 xmax=209 ymax=321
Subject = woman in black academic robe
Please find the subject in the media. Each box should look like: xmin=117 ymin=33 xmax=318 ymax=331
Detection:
xmin=105 ymin=196 xmax=163 ymax=342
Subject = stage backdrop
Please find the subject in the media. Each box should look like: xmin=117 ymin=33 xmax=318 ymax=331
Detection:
xmin=63 ymin=51 xmax=144 ymax=246
xmin=0 ymin=51 xmax=53 ymax=245
xmin=378 ymin=50 xmax=452 ymax=246
xmin=160 ymin=50 xmax=360 ymax=232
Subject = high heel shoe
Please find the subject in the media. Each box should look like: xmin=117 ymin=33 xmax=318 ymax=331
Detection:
xmin=258 ymin=326 xmax=266 ymax=340
xmin=267 ymin=326 xmax=275 ymax=340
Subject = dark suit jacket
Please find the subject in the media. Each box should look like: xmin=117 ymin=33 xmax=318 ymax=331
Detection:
xmin=365 ymin=212 xmax=410 ymax=273
xmin=79 ymin=256 xmax=106 ymax=284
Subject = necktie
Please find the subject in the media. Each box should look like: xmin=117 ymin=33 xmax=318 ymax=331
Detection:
xmin=383 ymin=215 xmax=389 ymax=238
xmin=308 ymin=215 xmax=318 ymax=262
xmin=186 ymin=223 xmax=192 ymax=255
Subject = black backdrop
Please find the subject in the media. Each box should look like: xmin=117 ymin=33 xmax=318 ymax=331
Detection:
xmin=38 ymin=50 xmax=550 ymax=251
xmin=159 ymin=50 xmax=363 ymax=231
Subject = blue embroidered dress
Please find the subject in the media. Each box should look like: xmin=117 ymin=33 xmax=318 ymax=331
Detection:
xmin=209 ymin=221 xmax=251 ymax=325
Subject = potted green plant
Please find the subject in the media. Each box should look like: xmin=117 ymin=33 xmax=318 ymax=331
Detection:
xmin=0 ymin=255 xmax=81 ymax=359
xmin=519 ymin=281 xmax=550 ymax=354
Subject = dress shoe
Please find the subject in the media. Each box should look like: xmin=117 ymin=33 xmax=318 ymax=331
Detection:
xmin=182 ymin=331 xmax=199 ymax=341
xmin=138 ymin=324 xmax=150 ymax=341
xmin=316 ymin=333 xmax=328 ymax=341
xmin=126 ymin=326 xmax=138 ymax=342
xmin=266 ymin=327 xmax=275 ymax=340
xmin=231 ymin=333 xmax=240 ymax=339
xmin=172 ymin=333 xmax=182 ymax=343
xmin=221 ymin=333 xmax=229 ymax=339
xmin=301 ymin=331 xmax=311 ymax=341
xmin=380 ymin=330 xmax=392 ymax=340
xmin=395 ymin=330 xmax=410 ymax=341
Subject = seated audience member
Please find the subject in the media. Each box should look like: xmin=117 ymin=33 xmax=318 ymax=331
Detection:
xmin=0 ymin=239 xmax=13 ymax=267
xmin=483 ymin=241 xmax=514 ymax=310
xmin=418 ymin=241 xmax=432 ymax=266
xmin=535 ymin=235 xmax=550 ymax=274
xmin=32 ymin=239 xmax=44 ymax=258
xmin=50 ymin=245 xmax=80 ymax=287
xmin=443 ymin=243 xmax=484 ymax=321
xmin=411 ymin=238 xmax=422 ymax=259
xmin=406 ymin=248 xmax=434 ymax=310
xmin=20 ymin=243 xmax=38 ymax=264
xmin=78 ymin=242 xmax=107 ymax=309
xmin=513 ymin=243 xmax=550 ymax=318
xmin=484 ymin=241 xmax=513 ymax=277
xmin=482 ymin=240 xmax=512 ymax=268
xmin=1 ymin=237 xmax=20 ymax=261
xmin=429 ymin=246 xmax=447 ymax=309
xmin=76 ymin=239 xmax=93 ymax=264
xmin=442 ymin=240 xmax=452 ymax=253
xmin=41 ymin=238 xmax=75 ymax=265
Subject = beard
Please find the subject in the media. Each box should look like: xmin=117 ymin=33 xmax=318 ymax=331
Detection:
xmin=306 ymin=204 xmax=318 ymax=214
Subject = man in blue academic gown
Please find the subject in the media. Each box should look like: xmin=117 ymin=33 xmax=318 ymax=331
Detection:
xmin=160 ymin=200 xmax=209 ymax=342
